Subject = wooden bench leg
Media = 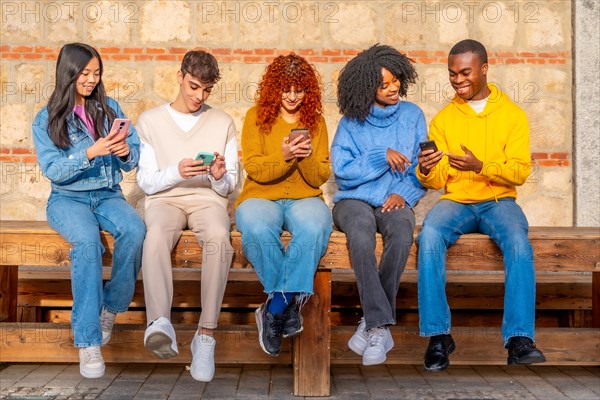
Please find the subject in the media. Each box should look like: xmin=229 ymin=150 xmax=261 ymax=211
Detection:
xmin=0 ymin=265 xmax=18 ymax=322
xmin=593 ymin=271 xmax=599 ymax=328
xmin=293 ymin=269 xmax=331 ymax=397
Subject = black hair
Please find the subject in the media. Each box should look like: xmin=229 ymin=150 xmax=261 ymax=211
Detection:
xmin=47 ymin=43 xmax=115 ymax=148
xmin=449 ymin=39 xmax=488 ymax=64
xmin=180 ymin=50 xmax=221 ymax=83
xmin=336 ymin=44 xmax=418 ymax=121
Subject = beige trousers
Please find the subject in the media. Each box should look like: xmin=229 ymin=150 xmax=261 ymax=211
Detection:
xmin=142 ymin=197 xmax=233 ymax=329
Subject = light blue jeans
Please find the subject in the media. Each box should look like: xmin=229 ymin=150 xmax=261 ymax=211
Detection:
xmin=235 ymin=197 xmax=332 ymax=296
xmin=46 ymin=188 xmax=145 ymax=347
xmin=417 ymin=198 xmax=535 ymax=345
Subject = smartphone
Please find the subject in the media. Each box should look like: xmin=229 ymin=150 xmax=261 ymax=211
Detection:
xmin=419 ymin=140 xmax=438 ymax=153
xmin=289 ymin=128 xmax=310 ymax=142
xmin=194 ymin=151 xmax=215 ymax=164
xmin=110 ymin=118 xmax=131 ymax=137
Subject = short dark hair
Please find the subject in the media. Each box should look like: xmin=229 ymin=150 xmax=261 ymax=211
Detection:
xmin=180 ymin=50 xmax=221 ymax=83
xmin=449 ymin=39 xmax=488 ymax=64
xmin=337 ymin=44 xmax=418 ymax=121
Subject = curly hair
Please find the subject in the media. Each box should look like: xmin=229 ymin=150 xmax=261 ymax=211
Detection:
xmin=255 ymin=53 xmax=322 ymax=135
xmin=337 ymin=44 xmax=418 ymax=121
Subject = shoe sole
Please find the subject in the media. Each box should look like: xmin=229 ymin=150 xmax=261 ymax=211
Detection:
xmin=80 ymin=364 xmax=105 ymax=379
xmin=507 ymin=351 xmax=547 ymax=365
xmin=145 ymin=332 xmax=178 ymax=359
xmin=255 ymin=307 xmax=279 ymax=357
xmin=424 ymin=340 xmax=456 ymax=372
xmin=362 ymin=337 xmax=395 ymax=366
xmin=282 ymin=325 xmax=303 ymax=338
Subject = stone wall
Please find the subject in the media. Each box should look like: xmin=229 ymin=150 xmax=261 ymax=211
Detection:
xmin=1 ymin=0 xmax=586 ymax=226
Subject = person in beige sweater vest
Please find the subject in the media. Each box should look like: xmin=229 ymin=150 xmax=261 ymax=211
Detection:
xmin=136 ymin=50 xmax=239 ymax=382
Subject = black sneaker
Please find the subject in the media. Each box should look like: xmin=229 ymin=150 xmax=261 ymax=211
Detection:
xmin=255 ymin=303 xmax=284 ymax=356
xmin=506 ymin=336 xmax=546 ymax=365
xmin=282 ymin=302 xmax=303 ymax=338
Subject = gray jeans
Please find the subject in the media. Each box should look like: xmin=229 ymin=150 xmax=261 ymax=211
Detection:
xmin=333 ymin=199 xmax=415 ymax=330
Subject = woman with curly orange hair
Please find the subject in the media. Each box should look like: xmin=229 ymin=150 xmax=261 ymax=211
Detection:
xmin=235 ymin=54 xmax=332 ymax=356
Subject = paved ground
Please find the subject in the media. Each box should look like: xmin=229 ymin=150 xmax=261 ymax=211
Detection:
xmin=1 ymin=363 xmax=598 ymax=400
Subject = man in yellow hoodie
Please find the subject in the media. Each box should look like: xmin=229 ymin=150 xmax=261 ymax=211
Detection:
xmin=416 ymin=39 xmax=546 ymax=372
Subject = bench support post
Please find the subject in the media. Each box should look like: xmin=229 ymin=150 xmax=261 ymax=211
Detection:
xmin=293 ymin=269 xmax=331 ymax=397
xmin=593 ymin=271 xmax=599 ymax=328
xmin=0 ymin=265 xmax=18 ymax=322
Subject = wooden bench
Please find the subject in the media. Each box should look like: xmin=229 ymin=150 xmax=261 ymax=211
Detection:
xmin=1 ymin=221 xmax=599 ymax=397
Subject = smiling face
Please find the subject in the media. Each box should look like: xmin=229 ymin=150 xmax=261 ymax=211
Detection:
xmin=448 ymin=51 xmax=490 ymax=101
xmin=75 ymin=57 xmax=100 ymax=105
xmin=375 ymin=68 xmax=400 ymax=108
xmin=172 ymin=71 xmax=214 ymax=114
xmin=280 ymin=85 xmax=305 ymax=116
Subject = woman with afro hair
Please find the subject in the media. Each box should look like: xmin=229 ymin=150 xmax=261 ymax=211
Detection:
xmin=235 ymin=54 xmax=332 ymax=357
xmin=331 ymin=44 xmax=427 ymax=365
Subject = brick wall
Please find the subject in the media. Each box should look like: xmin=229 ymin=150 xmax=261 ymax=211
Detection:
xmin=1 ymin=1 xmax=575 ymax=225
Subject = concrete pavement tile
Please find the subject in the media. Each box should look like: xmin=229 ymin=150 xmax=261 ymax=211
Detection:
xmin=387 ymin=365 xmax=431 ymax=389
xmin=45 ymin=364 xmax=85 ymax=388
xmin=0 ymin=364 xmax=40 ymax=393
xmin=502 ymin=366 xmax=571 ymax=400
xmin=115 ymin=364 xmax=155 ymax=381
xmin=98 ymin=379 xmax=142 ymax=399
xmin=535 ymin=366 xmax=599 ymax=400
xmin=559 ymin=366 xmax=600 ymax=396
xmin=14 ymin=364 xmax=68 ymax=388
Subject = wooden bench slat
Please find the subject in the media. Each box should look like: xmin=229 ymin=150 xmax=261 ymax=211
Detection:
xmin=1 ymin=323 xmax=597 ymax=366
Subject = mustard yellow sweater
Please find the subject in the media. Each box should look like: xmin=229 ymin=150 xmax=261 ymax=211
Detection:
xmin=235 ymin=106 xmax=331 ymax=207
xmin=417 ymin=84 xmax=532 ymax=203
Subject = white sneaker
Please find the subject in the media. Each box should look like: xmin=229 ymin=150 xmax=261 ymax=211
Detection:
xmin=190 ymin=333 xmax=216 ymax=382
xmin=348 ymin=318 xmax=368 ymax=356
xmin=362 ymin=327 xmax=394 ymax=366
xmin=79 ymin=346 xmax=105 ymax=378
xmin=144 ymin=317 xmax=179 ymax=359
xmin=100 ymin=308 xmax=116 ymax=346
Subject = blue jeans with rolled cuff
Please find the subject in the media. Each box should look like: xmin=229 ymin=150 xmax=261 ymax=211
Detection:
xmin=46 ymin=187 xmax=145 ymax=347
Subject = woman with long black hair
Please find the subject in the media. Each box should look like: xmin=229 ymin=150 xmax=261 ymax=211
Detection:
xmin=32 ymin=43 xmax=145 ymax=378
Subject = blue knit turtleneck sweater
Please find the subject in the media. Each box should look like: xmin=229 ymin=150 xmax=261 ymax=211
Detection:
xmin=331 ymin=100 xmax=428 ymax=208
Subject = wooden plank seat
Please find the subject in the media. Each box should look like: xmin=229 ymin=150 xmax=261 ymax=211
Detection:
xmin=1 ymin=221 xmax=599 ymax=397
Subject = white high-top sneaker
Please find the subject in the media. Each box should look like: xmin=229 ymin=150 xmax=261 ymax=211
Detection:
xmin=362 ymin=327 xmax=394 ymax=366
xmin=79 ymin=346 xmax=105 ymax=378
xmin=190 ymin=333 xmax=216 ymax=382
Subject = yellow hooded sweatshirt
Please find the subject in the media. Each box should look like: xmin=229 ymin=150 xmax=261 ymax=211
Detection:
xmin=417 ymin=84 xmax=532 ymax=203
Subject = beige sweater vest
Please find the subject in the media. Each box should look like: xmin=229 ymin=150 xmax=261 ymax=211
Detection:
xmin=136 ymin=104 xmax=237 ymax=208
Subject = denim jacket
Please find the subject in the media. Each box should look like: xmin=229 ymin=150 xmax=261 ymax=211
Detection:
xmin=32 ymin=97 xmax=140 ymax=192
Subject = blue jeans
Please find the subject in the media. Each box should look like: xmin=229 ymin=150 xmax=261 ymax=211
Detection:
xmin=417 ymin=199 xmax=535 ymax=345
xmin=235 ymin=197 xmax=332 ymax=295
xmin=46 ymin=188 xmax=146 ymax=347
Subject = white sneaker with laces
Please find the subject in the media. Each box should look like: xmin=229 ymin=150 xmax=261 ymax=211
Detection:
xmin=190 ymin=333 xmax=216 ymax=382
xmin=79 ymin=346 xmax=105 ymax=378
xmin=144 ymin=317 xmax=179 ymax=359
xmin=348 ymin=318 xmax=368 ymax=356
xmin=100 ymin=308 xmax=116 ymax=346
xmin=362 ymin=327 xmax=394 ymax=366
